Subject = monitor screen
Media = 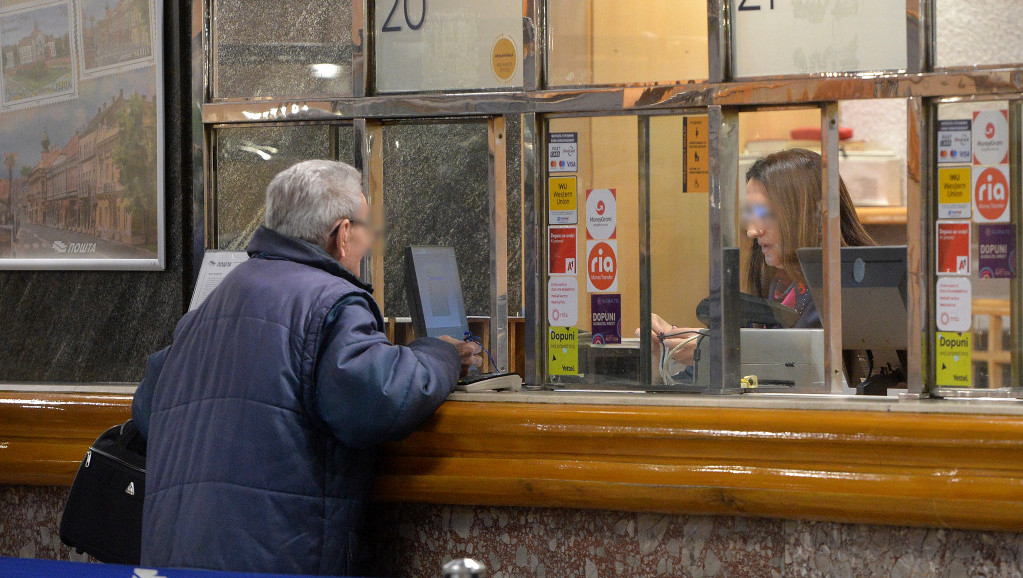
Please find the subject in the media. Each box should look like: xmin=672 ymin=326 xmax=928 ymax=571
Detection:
xmin=404 ymin=246 xmax=470 ymax=339
xmin=796 ymin=245 xmax=908 ymax=351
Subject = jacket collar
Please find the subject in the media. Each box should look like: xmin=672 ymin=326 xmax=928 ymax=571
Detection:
xmin=246 ymin=226 xmax=374 ymax=293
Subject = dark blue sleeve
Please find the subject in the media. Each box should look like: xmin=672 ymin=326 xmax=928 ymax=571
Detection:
xmin=131 ymin=346 xmax=169 ymax=440
xmin=315 ymin=294 xmax=461 ymax=448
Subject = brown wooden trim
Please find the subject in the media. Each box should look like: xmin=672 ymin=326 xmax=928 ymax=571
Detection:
xmin=855 ymin=206 xmax=907 ymax=226
xmin=4 ymin=392 xmax=1023 ymax=531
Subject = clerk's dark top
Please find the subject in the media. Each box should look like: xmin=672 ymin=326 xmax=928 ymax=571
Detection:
xmin=767 ymin=275 xmax=819 ymax=329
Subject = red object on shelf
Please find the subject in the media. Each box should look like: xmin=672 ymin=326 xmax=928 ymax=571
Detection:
xmin=790 ymin=126 xmax=854 ymax=141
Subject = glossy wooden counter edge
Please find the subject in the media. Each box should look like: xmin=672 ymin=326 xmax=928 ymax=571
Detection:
xmin=4 ymin=393 xmax=1023 ymax=531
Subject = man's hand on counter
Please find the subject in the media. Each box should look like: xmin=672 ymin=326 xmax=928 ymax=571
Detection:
xmin=439 ymin=335 xmax=484 ymax=377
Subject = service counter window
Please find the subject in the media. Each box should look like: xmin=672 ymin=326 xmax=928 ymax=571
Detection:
xmin=212 ymin=0 xmax=353 ymax=99
xmin=539 ymin=105 xmax=919 ymax=395
xmin=371 ymin=118 xmax=524 ymax=372
xmin=212 ymin=123 xmax=356 ymax=249
xmin=379 ymin=121 xmax=493 ymax=318
xmin=546 ymin=0 xmax=708 ymax=86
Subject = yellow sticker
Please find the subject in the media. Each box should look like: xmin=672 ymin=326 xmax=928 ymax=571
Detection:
xmin=491 ymin=35 xmax=518 ymax=82
xmin=548 ymin=176 xmax=578 ymax=225
xmin=938 ymin=167 xmax=972 ymax=219
xmin=936 ymin=331 xmax=971 ymax=387
xmin=548 ymin=326 xmax=579 ymax=376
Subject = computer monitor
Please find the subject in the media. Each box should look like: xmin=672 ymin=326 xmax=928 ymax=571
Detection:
xmin=796 ymin=245 xmax=908 ymax=351
xmin=797 ymin=245 xmax=908 ymax=392
xmin=404 ymin=246 xmax=470 ymax=339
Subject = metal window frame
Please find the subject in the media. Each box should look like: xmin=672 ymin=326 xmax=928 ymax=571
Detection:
xmin=193 ymin=0 xmax=1023 ymax=396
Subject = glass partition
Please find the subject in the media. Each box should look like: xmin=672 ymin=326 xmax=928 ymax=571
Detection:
xmin=932 ymin=99 xmax=1019 ymax=394
xmin=544 ymin=115 xmax=642 ymax=388
xmin=546 ymin=0 xmax=708 ymax=86
xmin=934 ymin=0 xmax=1023 ymax=69
xmin=213 ymin=124 xmax=355 ymax=249
xmin=213 ymin=0 xmax=353 ymax=99
xmin=380 ymin=121 xmax=492 ymax=317
xmin=373 ymin=0 xmax=524 ymax=93
xmin=648 ymin=114 xmax=711 ymax=388
xmin=729 ymin=0 xmax=909 ymax=78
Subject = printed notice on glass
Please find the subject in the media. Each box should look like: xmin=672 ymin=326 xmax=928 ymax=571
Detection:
xmin=978 ymin=224 xmax=1016 ymax=279
xmin=547 ymin=277 xmax=578 ymax=327
xmin=972 ymin=165 xmax=1010 ymax=223
xmin=730 ymin=0 xmax=907 ymax=78
xmin=548 ymin=176 xmax=578 ymax=224
xmin=585 ymin=189 xmax=617 ymax=240
xmin=972 ymin=110 xmax=1009 ymax=165
xmin=936 ymin=277 xmax=971 ymax=332
xmin=190 ymin=251 xmax=249 ymax=311
xmin=548 ymin=326 xmax=579 ymax=376
xmin=590 ymin=294 xmax=622 ymax=345
xmin=548 ymin=226 xmax=577 ymax=275
xmin=682 ymin=116 xmax=709 ymax=193
xmin=937 ymin=119 xmax=971 ymax=164
xmin=586 ymin=240 xmax=618 ymax=293
xmin=548 ymin=133 xmax=578 ymax=173
xmin=374 ymin=0 xmax=523 ymax=92
xmin=936 ymin=221 xmax=971 ymax=276
xmin=936 ymin=332 xmax=971 ymax=387
xmin=937 ymin=167 xmax=971 ymax=219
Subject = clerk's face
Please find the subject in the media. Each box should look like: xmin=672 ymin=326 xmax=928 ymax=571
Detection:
xmin=744 ymin=178 xmax=782 ymax=267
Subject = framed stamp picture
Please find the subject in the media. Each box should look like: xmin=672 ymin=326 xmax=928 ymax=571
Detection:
xmin=0 ymin=0 xmax=163 ymax=269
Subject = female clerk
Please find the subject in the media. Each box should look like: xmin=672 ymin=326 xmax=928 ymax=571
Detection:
xmin=650 ymin=148 xmax=876 ymax=367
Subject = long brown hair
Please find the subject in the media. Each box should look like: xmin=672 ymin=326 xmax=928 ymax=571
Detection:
xmin=744 ymin=148 xmax=876 ymax=298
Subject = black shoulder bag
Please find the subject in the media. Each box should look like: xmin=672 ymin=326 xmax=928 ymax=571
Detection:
xmin=59 ymin=419 xmax=146 ymax=564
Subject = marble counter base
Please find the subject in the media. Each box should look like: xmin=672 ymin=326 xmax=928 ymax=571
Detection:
xmin=5 ymin=485 xmax=1023 ymax=577
xmin=370 ymin=503 xmax=1023 ymax=578
xmin=0 ymin=486 xmax=90 ymax=562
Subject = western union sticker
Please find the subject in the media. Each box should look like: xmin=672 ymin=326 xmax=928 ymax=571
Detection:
xmin=548 ymin=176 xmax=578 ymax=225
xmin=548 ymin=326 xmax=579 ymax=375
xmin=938 ymin=167 xmax=972 ymax=219
xmin=936 ymin=331 xmax=972 ymax=387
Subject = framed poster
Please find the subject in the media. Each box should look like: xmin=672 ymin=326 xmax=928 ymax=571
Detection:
xmin=0 ymin=0 xmax=163 ymax=269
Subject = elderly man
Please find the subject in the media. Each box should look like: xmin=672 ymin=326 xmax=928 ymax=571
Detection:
xmin=131 ymin=160 xmax=481 ymax=576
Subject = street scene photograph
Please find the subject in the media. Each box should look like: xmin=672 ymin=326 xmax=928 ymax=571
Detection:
xmin=0 ymin=0 xmax=160 ymax=266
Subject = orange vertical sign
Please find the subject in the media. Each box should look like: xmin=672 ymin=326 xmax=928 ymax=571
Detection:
xmin=683 ymin=115 xmax=709 ymax=193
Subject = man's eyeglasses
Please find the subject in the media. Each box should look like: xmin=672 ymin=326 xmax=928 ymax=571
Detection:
xmin=741 ymin=203 xmax=774 ymax=224
xmin=328 ymin=218 xmax=382 ymax=241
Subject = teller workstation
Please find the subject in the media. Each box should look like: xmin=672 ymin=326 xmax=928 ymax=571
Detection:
xmin=5 ymin=1 xmax=1023 ymax=576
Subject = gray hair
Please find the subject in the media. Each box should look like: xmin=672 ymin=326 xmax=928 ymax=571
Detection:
xmin=264 ymin=159 xmax=364 ymax=245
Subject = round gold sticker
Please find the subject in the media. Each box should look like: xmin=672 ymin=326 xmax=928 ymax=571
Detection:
xmin=491 ymin=35 xmax=517 ymax=82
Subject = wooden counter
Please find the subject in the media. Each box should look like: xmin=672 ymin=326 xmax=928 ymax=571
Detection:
xmin=3 ymin=391 xmax=1023 ymax=532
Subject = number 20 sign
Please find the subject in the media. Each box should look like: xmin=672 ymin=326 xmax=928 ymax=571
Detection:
xmin=374 ymin=0 xmax=524 ymax=93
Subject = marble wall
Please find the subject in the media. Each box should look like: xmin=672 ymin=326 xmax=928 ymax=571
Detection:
xmin=6 ymin=484 xmax=1023 ymax=577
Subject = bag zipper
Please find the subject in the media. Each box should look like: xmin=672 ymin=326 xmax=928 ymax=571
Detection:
xmin=88 ymin=446 xmax=145 ymax=475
